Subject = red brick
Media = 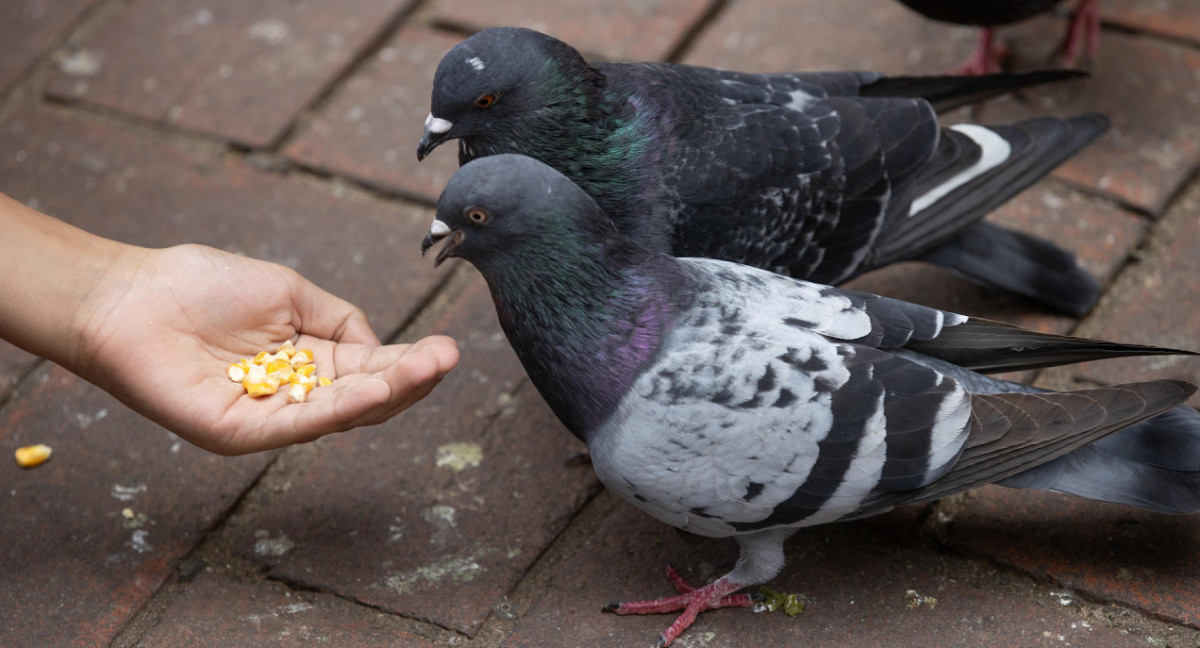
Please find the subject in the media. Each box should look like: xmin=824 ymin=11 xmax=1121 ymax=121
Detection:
xmin=134 ymin=571 xmax=439 ymax=648
xmin=43 ymin=0 xmax=414 ymax=148
xmin=945 ymin=485 xmax=1200 ymax=627
xmin=1105 ymin=0 xmax=1200 ymax=47
xmin=0 ymin=0 xmax=97 ymax=96
xmin=237 ymin=278 xmax=599 ymax=636
xmin=0 ymin=365 xmax=276 ymax=648
xmin=285 ymin=26 xmax=463 ymax=203
xmin=0 ymin=106 xmax=445 ymax=337
xmin=508 ymin=503 xmax=1151 ymax=648
xmin=1068 ymin=178 xmax=1200 ymax=402
xmin=428 ymin=0 xmax=715 ymax=61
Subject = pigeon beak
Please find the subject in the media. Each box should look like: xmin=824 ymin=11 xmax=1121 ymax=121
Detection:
xmin=416 ymin=113 xmax=454 ymax=161
xmin=421 ymin=219 xmax=462 ymax=267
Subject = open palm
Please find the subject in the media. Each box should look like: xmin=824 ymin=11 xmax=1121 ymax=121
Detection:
xmin=73 ymin=243 xmax=458 ymax=455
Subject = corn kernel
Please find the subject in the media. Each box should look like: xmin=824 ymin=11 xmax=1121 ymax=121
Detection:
xmin=294 ymin=364 xmax=316 ymax=378
xmin=253 ymin=351 xmax=271 ymax=364
xmin=318 ymin=376 xmax=332 ymax=387
xmin=15 ymin=444 xmax=52 ymax=468
xmin=290 ymin=348 xmax=314 ymax=367
xmin=242 ymin=364 xmax=277 ymax=397
xmin=227 ymin=359 xmax=249 ymax=382
xmin=276 ymin=340 xmax=296 ymax=358
xmin=287 ymin=377 xmax=317 ymax=403
xmin=245 ymin=381 xmax=278 ymax=397
xmin=266 ymin=359 xmax=294 ymax=381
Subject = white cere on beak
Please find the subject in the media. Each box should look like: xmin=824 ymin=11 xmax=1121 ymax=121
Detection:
xmin=466 ymin=56 xmax=486 ymax=71
xmin=430 ymin=220 xmax=451 ymax=237
xmin=425 ymin=113 xmax=453 ymax=134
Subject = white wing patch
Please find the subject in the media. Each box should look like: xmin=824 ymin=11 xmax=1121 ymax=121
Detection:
xmin=908 ymin=124 xmax=1012 ymax=217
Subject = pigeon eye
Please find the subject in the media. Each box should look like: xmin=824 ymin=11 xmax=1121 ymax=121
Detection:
xmin=465 ymin=208 xmax=491 ymax=225
xmin=474 ymin=93 xmax=497 ymax=108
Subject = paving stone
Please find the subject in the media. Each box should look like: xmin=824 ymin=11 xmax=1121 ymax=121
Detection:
xmin=0 ymin=364 xmax=276 ymax=648
xmin=845 ymin=183 xmax=1147 ymax=340
xmin=285 ymin=26 xmax=463 ymax=203
xmin=684 ymin=0 xmax=974 ymax=73
xmin=0 ymin=0 xmax=97 ymax=97
xmin=975 ymin=21 xmax=1200 ymax=216
xmin=944 ymin=485 xmax=1200 ymax=628
xmin=135 ymin=570 xmax=438 ymax=647
xmin=427 ymin=0 xmax=715 ymax=61
xmin=1065 ymin=178 xmax=1200 ymax=403
xmin=1104 ymin=0 xmax=1200 ymax=47
xmin=0 ymin=106 xmax=444 ymax=338
xmin=506 ymin=504 xmax=1149 ymax=648
xmin=43 ymin=0 xmax=414 ymax=148
xmin=238 ymin=277 xmax=599 ymax=637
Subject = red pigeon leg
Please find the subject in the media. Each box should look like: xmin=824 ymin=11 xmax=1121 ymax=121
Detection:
xmin=1058 ymin=0 xmax=1101 ymax=66
xmin=953 ymin=27 xmax=1009 ymax=75
xmin=603 ymin=565 xmax=756 ymax=647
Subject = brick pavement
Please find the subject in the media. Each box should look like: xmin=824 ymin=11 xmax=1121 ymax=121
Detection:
xmin=2 ymin=0 xmax=1200 ymax=646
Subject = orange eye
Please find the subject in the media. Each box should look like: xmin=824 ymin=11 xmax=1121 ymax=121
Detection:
xmin=466 ymin=208 xmax=490 ymax=224
xmin=474 ymin=93 xmax=497 ymax=108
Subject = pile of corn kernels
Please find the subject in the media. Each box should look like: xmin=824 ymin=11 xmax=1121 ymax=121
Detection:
xmin=227 ymin=340 xmax=331 ymax=403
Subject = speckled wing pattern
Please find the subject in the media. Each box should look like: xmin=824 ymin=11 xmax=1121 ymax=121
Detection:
xmin=588 ymin=258 xmax=1193 ymax=539
xmin=589 ymin=258 xmax=971 ymax=537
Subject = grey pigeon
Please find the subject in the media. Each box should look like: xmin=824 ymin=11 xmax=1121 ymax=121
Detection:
xmin=422 ymin=154 xmax=1200 ymax=647
xmin=417 ymin=27 xmax=1107 ymax=316
xmin=896 ymin=0 xmax=1101 ymax=74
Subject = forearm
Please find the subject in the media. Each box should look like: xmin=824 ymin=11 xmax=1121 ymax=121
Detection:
xmin=0 ymin=191 xmax=140 ymax=368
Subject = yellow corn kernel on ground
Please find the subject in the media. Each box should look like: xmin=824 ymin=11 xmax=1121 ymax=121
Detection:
xmin=15 ymin=444 xmax=52 ymax=468
xmin=229 ymin=341 xmax=331 ymax=402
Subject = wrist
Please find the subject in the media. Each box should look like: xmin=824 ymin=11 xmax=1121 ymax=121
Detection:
xmin=0 ymin=191 xmax=144 ymax=372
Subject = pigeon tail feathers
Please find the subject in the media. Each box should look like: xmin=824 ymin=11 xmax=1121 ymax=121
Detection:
xmin=1000 ymin=404 xmax=1200 ymax=513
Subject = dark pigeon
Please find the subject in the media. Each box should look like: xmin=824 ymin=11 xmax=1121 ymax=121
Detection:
xmin=896 ymin=0 xmax=1101 ymax=74
xmin=417 ymin=27 xmax=1107 ymax=316
xmin=422 ymin=154 xmax=1200 ymax=648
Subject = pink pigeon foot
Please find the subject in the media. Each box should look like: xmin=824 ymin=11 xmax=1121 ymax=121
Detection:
xmin=953 ymin=27 xmax=1010 ymax=75
xmin=602 ymin=564 xmax=756 ymax=647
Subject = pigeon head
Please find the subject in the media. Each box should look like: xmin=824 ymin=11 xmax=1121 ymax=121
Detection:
xmin=423 ymin=154 xmax=683 ymax=438
xmin=421 ymin=153 xmax=619 ymax=270
xmin=416 ymin=27 xmax=605 ymax=163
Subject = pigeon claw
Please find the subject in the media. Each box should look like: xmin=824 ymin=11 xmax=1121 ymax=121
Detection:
xmin=604 ymin=565 xmax=752 ymax=647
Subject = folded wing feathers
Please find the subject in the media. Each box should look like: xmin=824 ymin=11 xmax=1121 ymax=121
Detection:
xmin=909 ymin=380 xmax=1196 ymax=503
xmin=903 ymin=316 xmax=1197 ymax=373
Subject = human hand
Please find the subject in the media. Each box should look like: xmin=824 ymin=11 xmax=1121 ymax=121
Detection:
xmin=69 ymin=243 xmax=458 ymax=455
